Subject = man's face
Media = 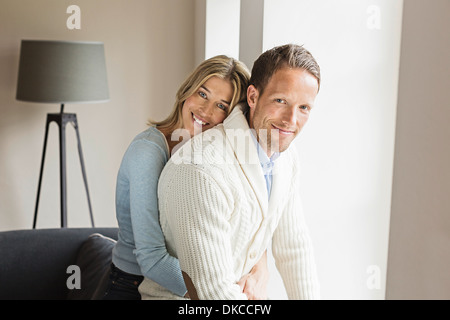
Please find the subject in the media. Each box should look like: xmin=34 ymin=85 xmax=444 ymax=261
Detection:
xmin=248 ymin=67 xmax=319 ymax=157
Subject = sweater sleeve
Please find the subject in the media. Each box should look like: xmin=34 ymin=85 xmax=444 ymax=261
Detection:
xmin=125 ymin=140 xmax=187 ymax=297
xmin=160 ymin=163 xmax=248 ymax=300
xmin=271 ymin=172 xmax=320 ymax=300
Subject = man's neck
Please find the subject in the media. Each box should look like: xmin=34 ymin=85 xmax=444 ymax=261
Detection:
xmin=245 ymin=105 xmax=276 ymax=158
xmin=249 ymin=127 xmax=277 ymax=160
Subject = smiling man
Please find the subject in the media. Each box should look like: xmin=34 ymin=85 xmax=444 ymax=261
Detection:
xmin=248 ymin=66 xmax=318 ymax=157
xmin=139 ymin=44 xmax=321 ymax=300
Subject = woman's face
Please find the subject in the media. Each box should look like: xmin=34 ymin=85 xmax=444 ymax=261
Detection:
xmin=182 ymin=76 xmax=234 ymax=137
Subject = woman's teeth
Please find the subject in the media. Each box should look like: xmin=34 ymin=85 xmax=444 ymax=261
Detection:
xmin=193 ymin=114 xmax=207 ymax=125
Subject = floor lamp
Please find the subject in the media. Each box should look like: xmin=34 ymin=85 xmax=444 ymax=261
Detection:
xmin=16 ymin=40 xmax=109 ymax=228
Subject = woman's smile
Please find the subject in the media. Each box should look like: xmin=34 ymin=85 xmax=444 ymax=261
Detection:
xmin=192 ymin=112 xmax=209 ymax=126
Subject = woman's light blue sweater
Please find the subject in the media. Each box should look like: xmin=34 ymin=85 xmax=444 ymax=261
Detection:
xmin=111 ymin=126 xmax=187 ymax=297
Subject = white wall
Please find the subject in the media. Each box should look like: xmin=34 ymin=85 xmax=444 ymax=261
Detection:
xmin=386 ymin=0 xmax=450 ymax=300
xmin=0 ymin=0 xmax=195 ymax=231
xmin=195 ymin=0 xmax=241 ymax=65
xmin=261 ymin=0 xmax=403 ymax=299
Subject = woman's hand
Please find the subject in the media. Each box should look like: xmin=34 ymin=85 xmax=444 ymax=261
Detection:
xmin=237 ymin=250 xmax=269 ymax=300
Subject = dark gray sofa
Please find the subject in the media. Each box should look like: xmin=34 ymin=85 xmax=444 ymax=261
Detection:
xmin=0 ymin=227 xmax=118 ymax=300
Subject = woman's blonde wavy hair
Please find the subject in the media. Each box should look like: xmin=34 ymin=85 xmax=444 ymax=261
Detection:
xmin=148 ymin=55 xmax=250 ymax=131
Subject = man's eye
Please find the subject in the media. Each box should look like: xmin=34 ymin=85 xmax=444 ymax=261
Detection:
xmin=275 ymin=98 xmax=285 ymax=104
xmin=299 ymin=105 xmax=311 ymax=112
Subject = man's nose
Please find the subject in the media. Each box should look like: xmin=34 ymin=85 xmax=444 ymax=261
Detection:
xmin=282 ymin=106 xmax=297 ymax=126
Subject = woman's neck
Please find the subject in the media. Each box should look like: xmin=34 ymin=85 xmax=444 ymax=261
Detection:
xmin=158 ymin=126 xmax=188 ymax=156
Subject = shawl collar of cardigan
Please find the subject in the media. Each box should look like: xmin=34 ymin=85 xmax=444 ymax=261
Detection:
xmin=222 ymin=103 xmax=295 ymax=219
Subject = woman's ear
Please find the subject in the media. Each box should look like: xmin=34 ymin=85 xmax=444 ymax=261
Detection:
xmin=247 ymin=85 xmax=258 ymax=109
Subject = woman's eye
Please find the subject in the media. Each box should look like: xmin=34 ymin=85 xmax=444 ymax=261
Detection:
xmin=199 ymin=91 xmax=207 ymax=99
xmin=217 ymin=103 xmax=227 ymax=111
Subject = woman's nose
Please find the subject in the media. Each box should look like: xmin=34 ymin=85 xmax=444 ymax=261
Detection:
xmin=199 ymin=101 xmax=215 ymax=117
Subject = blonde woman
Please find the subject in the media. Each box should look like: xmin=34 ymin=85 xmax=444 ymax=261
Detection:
xmin=102 ymin=55 xmax=268 ymax=300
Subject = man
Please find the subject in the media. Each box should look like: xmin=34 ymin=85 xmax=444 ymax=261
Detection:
xmin=148 ymin=44 xmax=320 ymax=299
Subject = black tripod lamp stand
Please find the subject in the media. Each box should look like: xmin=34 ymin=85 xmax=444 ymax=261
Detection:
xmin=16 ymin=40 xmax=109 ymax=228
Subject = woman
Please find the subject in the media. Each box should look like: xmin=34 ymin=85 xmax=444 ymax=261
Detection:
xmin=102 ymin=55 xmax=268 ymax=300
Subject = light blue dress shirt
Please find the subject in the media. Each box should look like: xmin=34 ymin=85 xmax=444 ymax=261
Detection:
xmin=249 ymin=130 xmax=280 ymax=198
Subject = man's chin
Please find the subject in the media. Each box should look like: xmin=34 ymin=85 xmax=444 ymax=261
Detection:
xmin=268 ymin=143 xmax=285 ymax=155
xmin=277 ymin=144 xmax=291 ymax=154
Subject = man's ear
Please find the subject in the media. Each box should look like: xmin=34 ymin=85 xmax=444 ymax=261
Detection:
xmin=247 ymin=85 xmax=258 ymax=109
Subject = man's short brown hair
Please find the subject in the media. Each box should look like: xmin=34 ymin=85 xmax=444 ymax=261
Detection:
xmin=250 ymin=44 xmax=321 ymax=96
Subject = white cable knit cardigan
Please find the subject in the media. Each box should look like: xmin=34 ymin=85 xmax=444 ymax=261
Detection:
xmin=138 ymin=105 xmax=320 ymax=300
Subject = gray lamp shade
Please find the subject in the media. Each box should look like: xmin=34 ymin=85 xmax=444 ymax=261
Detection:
xmin=16 ymin=40 xmax=109 ymax=104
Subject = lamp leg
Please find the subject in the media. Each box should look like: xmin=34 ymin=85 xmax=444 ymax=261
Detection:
xmin=59 ymin=114 xmax=68 ymax=228
xmin=72 ymin=117 xmax=95 ymax=227
xmin=33 ymin=116 xmax=51 ymax=229
xmin=33 ymin=108 xmax=94 ymax=228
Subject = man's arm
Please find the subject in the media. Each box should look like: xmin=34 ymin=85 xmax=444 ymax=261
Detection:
xmin=159 ymin=163 xmax=248 ymax=300
xmin=271 ymin=173 xmax=320 ymax=299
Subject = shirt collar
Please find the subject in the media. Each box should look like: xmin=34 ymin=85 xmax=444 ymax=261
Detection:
xmin=249 ymin=129 xmax=280 ymax=174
